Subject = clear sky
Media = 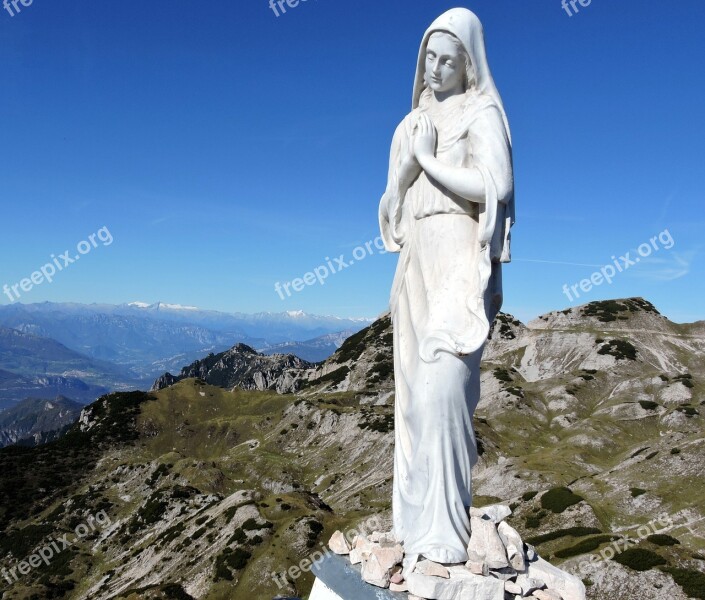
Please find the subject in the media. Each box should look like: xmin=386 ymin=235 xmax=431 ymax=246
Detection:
xmin=1 ymin=0 xmax=703 ymax=324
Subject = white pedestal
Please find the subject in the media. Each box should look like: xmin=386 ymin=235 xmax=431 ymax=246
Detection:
xmin=309 ymin=577 xmax=345 ymax=600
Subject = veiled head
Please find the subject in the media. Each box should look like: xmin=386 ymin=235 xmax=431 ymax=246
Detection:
xmin=424 ymin=31 xmax=473 ymax=96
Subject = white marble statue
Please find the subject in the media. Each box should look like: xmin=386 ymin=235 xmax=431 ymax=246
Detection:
xmin=379 ymin=7 xmax=515 ymax=566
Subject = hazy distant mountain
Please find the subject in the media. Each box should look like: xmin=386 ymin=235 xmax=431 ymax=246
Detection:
xmin=257 ymin=329 xmax=355 ymax=362
xmin=0 ymin=302 xmax=373 ymax=381
xmin=0 ymin=396 xmax=82 ymax=447
xmin=0 ymin=327 xmax=132 ymax=409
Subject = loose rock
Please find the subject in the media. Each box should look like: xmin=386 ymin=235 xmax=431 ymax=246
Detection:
xmin=328 ymin=530 xmax=351 ymax=555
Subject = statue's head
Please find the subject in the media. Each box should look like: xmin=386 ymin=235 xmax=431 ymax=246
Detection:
xmin=413 ymin=9 xmax=500 ymax=113
xmin=424 ymin=31 xmax=474 ymax=96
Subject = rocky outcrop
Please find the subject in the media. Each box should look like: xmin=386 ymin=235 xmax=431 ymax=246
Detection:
xmin=150 ymin=343 xmax=315 ymax=393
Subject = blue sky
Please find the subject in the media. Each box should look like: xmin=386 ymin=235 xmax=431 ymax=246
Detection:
xmin=1 ymin=0 xmax=703 ymax=324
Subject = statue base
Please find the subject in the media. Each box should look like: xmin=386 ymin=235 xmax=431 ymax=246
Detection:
xmin=310 ymin=553 xmax=407 ymax=600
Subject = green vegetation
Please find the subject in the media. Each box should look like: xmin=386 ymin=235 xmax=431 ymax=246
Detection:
xmin=674 ymin=373 xmax=694 ymax=389
xmin=582 ymin=298 xmax=658 ymax=322
xmin=638 ymin=400 xmax=658 ymax=411
xmin=597 ymin=340 xmax=638 ymax=361
xmin=526 ymin=526 xmax=602 ymax=546
xmin=521 ymin=490 xmax=538 ymax=502
xmin=214 ymin=547 xmax=252 ymax=581
xmin=541 ymin=487 xmax=584 ymax=514
xmin=663 ymin=567 xmax=705 ymax=599
xmin=554 ymin=534 xmax=619 ymax=558
xmin=335 ymin=316 xmax=390 ymax=363
xmin=646 ymin=534 xmax=680 ymax=547
xmin=367 ymin=352 xmax=393 ymax=385
xmin=525 ymin=510 xmax=548 ymax=529
xmin=613 ymin=548 xmax=667 ymax=571
xmin=630 ymin=488 xmax=647 ymax=498
xmin=359 ymin=407 xmax=394 ymax=434
xmin=494 ymin=312 xmax=521 ymax=339
xmin=163 ymin=583 xmax=196 ymax=600
xmin=303 ymin=366 xmax=350 ymax=389
xmin=677 ymin=406 xmax=699 ymax=417
xmin=494 ymin=368 xmax=513 ymax=383
xmin=0 ymin=391 xmax=155 ymax=530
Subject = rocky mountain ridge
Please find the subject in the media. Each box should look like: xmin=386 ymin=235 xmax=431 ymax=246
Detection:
xmin=151 ymin=343 xmax=315 ymax=394
xmin=0 ymin=396 xmax=83 ymax=447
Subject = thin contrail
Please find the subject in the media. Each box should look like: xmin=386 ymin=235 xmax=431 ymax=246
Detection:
xmin=514 ymin=258 xmax=603 ymax=268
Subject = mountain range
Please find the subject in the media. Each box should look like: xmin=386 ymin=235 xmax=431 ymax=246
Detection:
xmin=0 ymin=302 xmax=372 ymax=410
xmin=0 ymin=297 xmax=702 ymax=600
xmin=0 ymin=302 xmax=372 ymax=381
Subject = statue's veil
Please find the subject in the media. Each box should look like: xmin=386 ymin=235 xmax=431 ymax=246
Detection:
xmin=411 ymin=8 xmax=510 ymax=144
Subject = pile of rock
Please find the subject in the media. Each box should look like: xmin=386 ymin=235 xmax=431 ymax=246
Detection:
xmin=327 ymin=504 xmax=586 ymax=600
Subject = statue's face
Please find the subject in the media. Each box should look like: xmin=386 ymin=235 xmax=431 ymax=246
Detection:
xmin=425 ymin=33 xmax=466 ymax=95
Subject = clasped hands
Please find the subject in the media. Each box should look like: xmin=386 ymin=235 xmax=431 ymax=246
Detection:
xmin=398 ymin=113 xmax=437 ymax=186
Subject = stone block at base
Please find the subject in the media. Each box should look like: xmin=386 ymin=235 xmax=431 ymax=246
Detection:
xmin=310 ymin=553 xmax=407 ymax=600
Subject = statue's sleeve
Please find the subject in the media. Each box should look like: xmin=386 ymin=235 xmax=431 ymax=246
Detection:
xmin=467 ymin=104 xmax=513 ymax=205
xmin=378 ymin=119 xmax=409 ymax=254
xmin=468 ymin=103 xmax=515 ymax=264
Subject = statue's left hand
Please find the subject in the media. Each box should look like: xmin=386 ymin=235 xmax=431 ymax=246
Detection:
xmin=413 ymin=113 xmax=437 ymax=162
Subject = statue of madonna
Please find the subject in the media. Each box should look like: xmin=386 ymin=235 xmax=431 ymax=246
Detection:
xmin=378 ymin=7 xmax=515 ymax=566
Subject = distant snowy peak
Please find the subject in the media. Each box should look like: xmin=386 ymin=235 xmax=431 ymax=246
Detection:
xmin=126 ymin=303 xmax=372 ymax=323
xmin=128 ymin=302 xmax=200 ymax=312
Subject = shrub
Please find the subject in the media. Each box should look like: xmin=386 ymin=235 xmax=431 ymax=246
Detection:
xmin=526 ymin=527 xmax=603 ymax=546
xmin=597 ymin=340 xmax=638 ymax=361
xmin=541 ymin=487 xmax=584 ymax=514
xmin=242 ymin=518 xmax=263 ymax=531
xmin=647 ymin=534 xmax=680 ymax=547
xmin=630 ymin=488 xmax=647 ymax=497
xmin=229 ymin=528 xmax=247 ymax=544
xmin=522 ymin=490 xmax=538 ymax=502
xmin=493 ymin=368 xmax=513 ymax=383
xmin=525 ymin=514 xmax=544 ymax=529
xmin=554 ymin=535 xmax=618 ymax=558
xmin=162 ymin=584 xmax=195 ymax=600
xmin=662 ymin=568 xmax=705 ymax=599
xmin=639 ymin=401 xmax=658 ymax=411
xmin=613 ymin=548 xmax=667 ymax=571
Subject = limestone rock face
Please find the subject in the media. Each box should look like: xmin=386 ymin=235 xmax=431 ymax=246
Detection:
xmin=151 ymin=343 xmax=314 ymax=393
